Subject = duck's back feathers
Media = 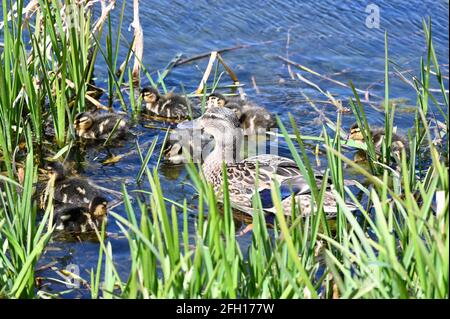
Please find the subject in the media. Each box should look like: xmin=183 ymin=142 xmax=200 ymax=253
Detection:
xmin=54 ymin=205 xmax=89 ymax=232
xmin=205 ymin=154 xmax=356 ymax=217
xmin=53 ymin=177 xmax=104 ymax=207
xmin=92 ymin=113 xmax=128 ymax=140
xmin=149 ymin=94 xmax=201 ymax=120
xmin=75 ymin=112 xmax=128 ymax=141
xmin=371 ymin=128 xmax=409 ymax=157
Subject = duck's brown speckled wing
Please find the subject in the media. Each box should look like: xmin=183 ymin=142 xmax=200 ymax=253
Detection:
xmin=224 ymin=155 xmax=307 ymax=212
xmin=223 ymin=155 xmax=350 ymax=216
xmin=240 ymin=154 xmax=302 ymax=181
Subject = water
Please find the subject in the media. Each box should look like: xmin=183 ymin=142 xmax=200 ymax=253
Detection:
xmin=34 ymin=0 xmax=448 ymax=297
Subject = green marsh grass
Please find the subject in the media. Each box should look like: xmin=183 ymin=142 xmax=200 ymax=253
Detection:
xmin=88 ymin=20 xmax=447 ymax=299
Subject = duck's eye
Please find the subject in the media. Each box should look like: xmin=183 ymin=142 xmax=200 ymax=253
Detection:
xmin=206 ymin=114 xmax=219 ymax=120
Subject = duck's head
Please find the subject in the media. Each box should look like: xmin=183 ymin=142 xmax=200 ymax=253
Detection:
xmin=45 ymin=161 xmax=65 ymax=181
xmin=391 ymin=140 xmax=407 ymax=161
xmin=74 ymin=112 xmax=94 ymax=133
xmin=207 ymin=93 xmax=227 ymax=109
xmin=199 ymin=107 xmax=240 ymax=137
xmin=348 ymin=123 xmax=364 ymax=141
xmin=140 ymin=87 xmax=160 ymax=105
xmin=89 ymin=196 xmax=108 ymax=219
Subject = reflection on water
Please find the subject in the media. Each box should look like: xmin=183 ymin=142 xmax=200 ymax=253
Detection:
xmin=35 ymin=0 xmax=449 ymax=297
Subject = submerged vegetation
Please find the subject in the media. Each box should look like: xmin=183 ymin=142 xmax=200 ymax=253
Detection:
xmin=0 ymin=1 xmax=448 ymax=299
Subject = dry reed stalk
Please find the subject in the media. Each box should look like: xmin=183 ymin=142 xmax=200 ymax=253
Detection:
xmin=216 ymin=53 xmax=246 ymax=99
xmin=116 ymin=0 xmax=144 ymax=83
xmin=174 ymin=40 xmax=276 ymax=66
xmin=195 ymin=51 xmax=218 ymax=94
xmin=131 ymin=0 xmax=143 ymax=84
xmin=285 ymin=27 xmax=295 ymax=80
xmin=92 ymin=0 xmax=117 ymax=35
xmin=251 ymin=76 xmax=260 ymax=94
xmin=0 ymin=0 xmax=38 ymax=29
xmin=277 ymin=55 xmax=380 ymax=101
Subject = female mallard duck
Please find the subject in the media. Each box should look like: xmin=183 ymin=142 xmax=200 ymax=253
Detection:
xmin=140 ymin=87 xmax=201 ymax=120
xmin=206 ymin=93 xmax=276 ymax=131
xmin=74 ymin=111 xmax=128 ymax=141
xmin=164 ymin=93 xmax=275 ymax=164
xmin=348 ymin=122 xmax=409 ymax=162
xmin=41 ymin=162 xmax=107 ymax=208
xmin=199 ymin=107 xmax=356 ymax=217
xmin=54 ymin=196 xmax=108 ymax=233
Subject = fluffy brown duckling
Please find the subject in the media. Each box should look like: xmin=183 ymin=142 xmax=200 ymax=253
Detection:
xmin=348 ymin=123 xmax=409 ymax=162
xmin=74 ymin=111 xmax=128 ymax=141
xmin=54 ymin=196 xmax=108 ymax=233
xmin=140 ymin=87 xmax=201 ymax=120
xmin=41 ymin=162 xmax=107 ymax=208
xmin=206 ymin=93 xmax=276 ymax=131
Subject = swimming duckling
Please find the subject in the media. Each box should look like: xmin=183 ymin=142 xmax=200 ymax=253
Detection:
xmin=206 ymin=93 xmax=276 ymax=131
xmin=239 ymin=107 xmax=277 ymax=132
xmin=348 ymin=123 xmax=409 ymax=162
xmin=41 ymin=162 xmax=107 ymax=208
xmin=140 ymin=87 xmax=201 ymax=120
xmin=74 ymin=111 xmax=128 ymax=141
xmin=54 ymin=196 xmax=108 ymax=233
xmin=199 ymin=107 xmax=357 ymax=218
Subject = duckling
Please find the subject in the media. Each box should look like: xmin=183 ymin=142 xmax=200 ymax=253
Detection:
xmin=41 ymin=162 xmax=107 ymax=208
xmin=239 ymin=107 xmax=277 ymax=132
xmin=199 ymin=107 xmax=357 ymax=218
xmin=206 ymin=93 xmax=276 ymax=131
xmin=74 ymin=111 xmax=128 ymax=141
xmin=54 ymin=196 xmax=108 ymax=233
xmin=348 ymin=123 xmax=409 ymax=162
xmin=140 ymin=87 xmax=201 ymax=120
